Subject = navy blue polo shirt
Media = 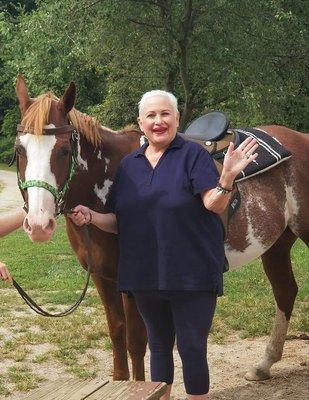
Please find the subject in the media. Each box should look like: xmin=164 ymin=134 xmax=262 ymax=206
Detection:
xmin=106 ymin=134 xmax=225 ymax=295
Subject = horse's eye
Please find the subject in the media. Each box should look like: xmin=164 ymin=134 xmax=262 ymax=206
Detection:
xmin=58 ymin=147 xmax=70 ymax=157
xmin=16 ymin=145 xmax=25 ymax=156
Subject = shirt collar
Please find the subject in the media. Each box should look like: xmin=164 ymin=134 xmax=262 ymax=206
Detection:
xmin=134 ymin=133 xmax=185 ymax=157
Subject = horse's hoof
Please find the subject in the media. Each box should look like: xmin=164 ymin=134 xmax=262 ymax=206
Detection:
xmin=245 ymin=367 xmax=271 ymax=381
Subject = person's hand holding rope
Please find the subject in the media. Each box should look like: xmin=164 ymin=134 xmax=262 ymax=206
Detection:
xmin=0 ymin=261 xmax=12 ymax=283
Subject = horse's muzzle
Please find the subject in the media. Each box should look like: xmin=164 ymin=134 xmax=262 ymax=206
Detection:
xmin=23 ymin=214 xmax=56 ymax=242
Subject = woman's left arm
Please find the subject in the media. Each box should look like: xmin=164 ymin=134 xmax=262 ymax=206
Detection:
xmin=202 ymin=137 xmax=258 ymax=214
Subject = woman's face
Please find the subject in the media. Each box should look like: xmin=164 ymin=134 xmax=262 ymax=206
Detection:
xmin=138 ymin=95 xmax=179 ymax=149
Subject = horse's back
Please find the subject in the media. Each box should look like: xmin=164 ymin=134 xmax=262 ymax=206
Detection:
xmin=225 ymin=125 xmax=309 ymax=268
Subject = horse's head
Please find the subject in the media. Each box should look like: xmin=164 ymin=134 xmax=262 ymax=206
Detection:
xmin=15 ymin=75 xmax=77 ymax=242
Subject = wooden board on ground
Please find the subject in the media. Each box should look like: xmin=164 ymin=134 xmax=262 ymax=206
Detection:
xmin=23 ymin=378 xmax=167 ymax=400
xmin=86 ymin=381 xmax=167 ymax=400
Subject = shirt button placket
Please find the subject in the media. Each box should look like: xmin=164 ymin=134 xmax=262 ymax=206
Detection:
xmin=148 ymin=170 xmax=155 ymax=185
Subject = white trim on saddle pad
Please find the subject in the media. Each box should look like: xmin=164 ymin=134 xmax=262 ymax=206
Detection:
xmin=234 ymin=128 xmax=292 ymax=182
xmin=236 ymin=156 xmax=292 ymax=182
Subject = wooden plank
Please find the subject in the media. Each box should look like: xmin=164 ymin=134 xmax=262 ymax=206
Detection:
xmin=85 ymin=381 xmax=167 ymax=400
xmin=24 ymin=378 xmax=109 ymax=400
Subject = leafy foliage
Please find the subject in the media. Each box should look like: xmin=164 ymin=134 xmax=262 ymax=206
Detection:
xmin=0 ymin=0 xmax=308 ymax=161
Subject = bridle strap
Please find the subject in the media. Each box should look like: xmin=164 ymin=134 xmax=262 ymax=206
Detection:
xmin=12 ymin=223 xmax=94 ymax=317
xmin=17 ymin=124 xmax=76 ymax=136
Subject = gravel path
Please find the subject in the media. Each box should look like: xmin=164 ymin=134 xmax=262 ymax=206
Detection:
xmin=0 ymin=170 xmax=23 ymax=212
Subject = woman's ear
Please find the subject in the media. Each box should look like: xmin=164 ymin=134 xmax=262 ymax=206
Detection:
xmin=137 ymin=117 xmax=143 ymax=132
xmin=176 ymin=111 xmax=180 ymax=128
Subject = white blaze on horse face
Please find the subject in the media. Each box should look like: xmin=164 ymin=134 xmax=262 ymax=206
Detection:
xmin=20 ymin=133 xmax=57 ymax=239
xmin=94 ymin=179 xmax=113 ymax=205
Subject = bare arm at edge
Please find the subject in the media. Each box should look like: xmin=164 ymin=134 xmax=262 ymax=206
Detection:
xmin=0 ymin=209 xmax=26 ymax=237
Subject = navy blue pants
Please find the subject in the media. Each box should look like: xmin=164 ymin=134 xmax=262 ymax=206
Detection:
xmin=132 ymin=290 xmax=217 ymax=395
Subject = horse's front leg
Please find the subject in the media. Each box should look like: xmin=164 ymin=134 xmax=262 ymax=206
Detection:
xmin=122 ymin=293 xmax=147 ymax=380
xmin=245 ymin=228 xmax=298 ymax=381
xmin=91 ymin=273 xmax=130 ymax=380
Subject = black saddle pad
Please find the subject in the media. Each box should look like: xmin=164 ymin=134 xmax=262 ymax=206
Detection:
xmin=233 ymin=128 xmax=292 ymax=181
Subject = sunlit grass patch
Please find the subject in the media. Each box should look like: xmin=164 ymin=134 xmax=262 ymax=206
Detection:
xmin=7 ymin=365 xmax=44 ymax=391
xmin=1 ymin=339 xmax=29 ymax=362
xmin=103 ymin=337 xmax=112 ymax=350
xmin=0 ymin=374 xmax=10 ymax=396
xmin=67 ymin=365 xmax=97 ymax=379
xmin=33 ymin=352 xmax=51 ymax=364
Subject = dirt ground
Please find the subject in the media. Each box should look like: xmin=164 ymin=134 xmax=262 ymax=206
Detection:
xmin=0 ymin=170 xmax=23 ymax=212
xmin=2 ymin=333 xmax=307 ymax=400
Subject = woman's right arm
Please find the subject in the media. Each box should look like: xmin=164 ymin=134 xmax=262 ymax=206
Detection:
xmin=0 ymin=209 xmax=26 ymax=237
xmin=0 ymin=209 xmax=26 ymax=282
xmin=69 ymin=205 xmax=118 ymax=234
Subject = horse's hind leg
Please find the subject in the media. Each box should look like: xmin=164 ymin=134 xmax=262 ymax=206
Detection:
xmin=245 ymin=228 xmax=298 ymax=381
xmin=123 ymin=294 xmax=147 ymax=380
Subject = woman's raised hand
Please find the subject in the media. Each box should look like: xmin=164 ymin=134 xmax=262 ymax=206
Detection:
xmin=223 ymin=137 xmax=258 ymax=179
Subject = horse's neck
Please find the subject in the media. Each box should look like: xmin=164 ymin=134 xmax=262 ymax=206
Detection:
xmin=77 ymin=127 xmax=141 ymax=165
xmin=68 ymin=129 xmax=140 ymax=210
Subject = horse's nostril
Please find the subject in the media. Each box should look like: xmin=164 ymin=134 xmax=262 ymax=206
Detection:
xmin=46 ymin=218 xmax=56 ymax=232
xmin=24 ymin=217 xmax=31 ymax=232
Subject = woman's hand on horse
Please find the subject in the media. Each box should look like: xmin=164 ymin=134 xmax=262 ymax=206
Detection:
xmin=223 ymin=137 xmax=258 ymax=179
xmin=69 ymin=205 xmax=92 ymax=226
xmin=0 ymin=262 xmax=12 ymax=283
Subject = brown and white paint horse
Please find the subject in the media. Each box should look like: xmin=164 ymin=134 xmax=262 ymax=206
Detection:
xmin=15 ymin=75 xmax=308 ymax=382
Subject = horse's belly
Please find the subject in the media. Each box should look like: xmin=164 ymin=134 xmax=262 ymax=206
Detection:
xmin=225 ymin=229 xmax=271 ymax=269
xmin=224 ymin=177 xmax=289 ymax=269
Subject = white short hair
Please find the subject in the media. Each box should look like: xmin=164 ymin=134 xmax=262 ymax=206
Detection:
xmin=138 ymin=90 xmax=178 ymax=116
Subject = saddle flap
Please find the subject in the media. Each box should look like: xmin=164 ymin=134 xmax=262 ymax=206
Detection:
xmin=184 ymin=111 xmax=230 ymax=141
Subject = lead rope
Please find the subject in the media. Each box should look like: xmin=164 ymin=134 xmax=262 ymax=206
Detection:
xmin=12 ymin=222 xmax=92 ymax=318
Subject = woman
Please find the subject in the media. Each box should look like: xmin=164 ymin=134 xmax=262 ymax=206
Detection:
xmin=0 ymin=209 xmax=25 ymax=282
xmin=70 ymin=90 xmax=258 ymax=399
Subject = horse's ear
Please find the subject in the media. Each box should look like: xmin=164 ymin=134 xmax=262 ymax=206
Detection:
xmin=58 ymin=82 xmax=76 ymax=114
xmin=16 ymin=75 xmax=31 ymax=115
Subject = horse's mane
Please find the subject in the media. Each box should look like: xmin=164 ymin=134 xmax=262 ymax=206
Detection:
xmin=21 ymin=92 xmax=121 ymax=147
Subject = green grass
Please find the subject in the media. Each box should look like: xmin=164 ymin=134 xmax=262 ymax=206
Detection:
xmin=0 ymin=162 xmax=16 ymax=172
xmin=212 ymin=240 xmax=308 ymax=341
xmin=0 ymin=218 xmax=307 ymax=394
xmin=7 ymin=365 xmax=43 ymax=391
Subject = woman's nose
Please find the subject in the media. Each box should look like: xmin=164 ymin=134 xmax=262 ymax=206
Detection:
xmin=154 ymin=115 xmax=162 ymax=124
